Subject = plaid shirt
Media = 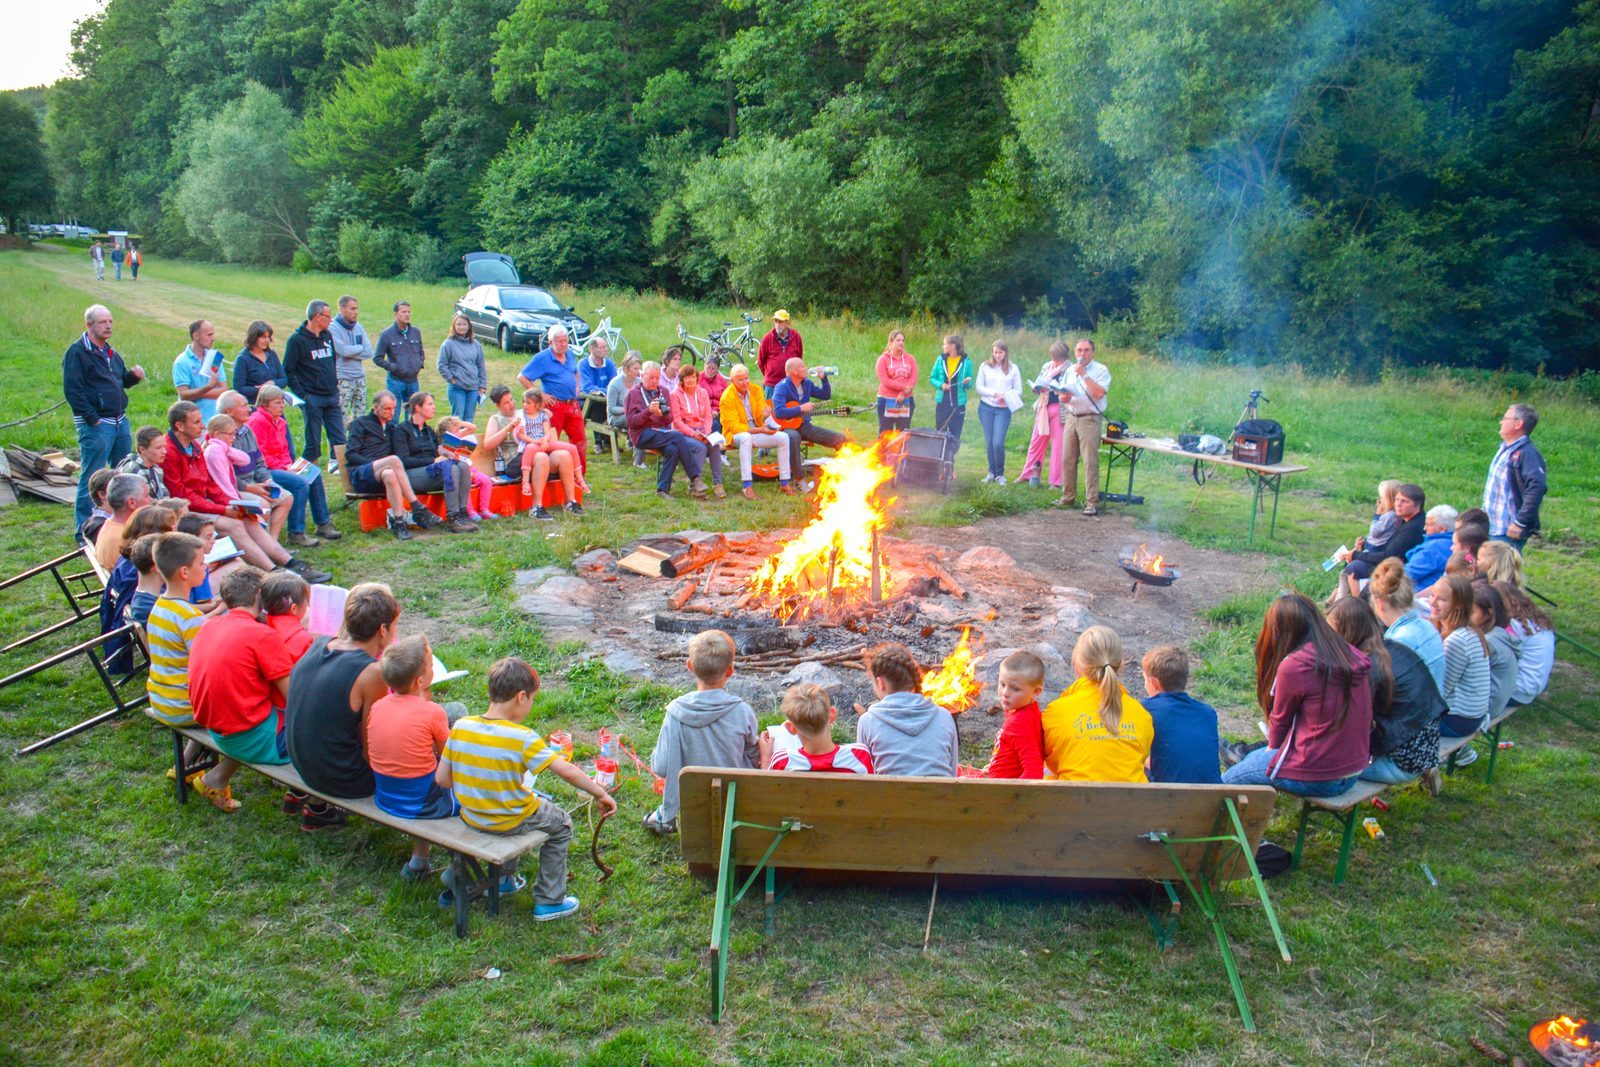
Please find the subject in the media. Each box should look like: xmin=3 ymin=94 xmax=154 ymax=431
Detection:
xmin=1482 ymin=435 xmax=1526 ymax=535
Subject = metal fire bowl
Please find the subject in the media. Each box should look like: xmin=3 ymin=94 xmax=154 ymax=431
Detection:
xmin=1118 ymin=561 xmax=1181 ymax=587
xmin=1530 ymin=1018 xmax=1600 ymax=1067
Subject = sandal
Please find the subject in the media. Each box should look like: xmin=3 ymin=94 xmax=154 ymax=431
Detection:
xmin=186 ymin=768 xmax=241 ymax=813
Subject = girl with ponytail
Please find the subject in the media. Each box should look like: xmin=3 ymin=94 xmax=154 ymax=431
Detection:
xmin=1040 ymin=625 xmax=1154 ymax=782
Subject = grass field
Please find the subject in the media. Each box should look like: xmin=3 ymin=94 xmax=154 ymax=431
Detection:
xmin=1 ymin=243 xmax=1597 ymax=1064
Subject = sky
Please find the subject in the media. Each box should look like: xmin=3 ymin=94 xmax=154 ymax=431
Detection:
xmin=1 ymin=0 xmax=105 ymax=91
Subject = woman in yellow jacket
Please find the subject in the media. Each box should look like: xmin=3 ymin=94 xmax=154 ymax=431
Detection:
xmin=1042 ymin=626 xmax=1155 ymax=781
xmin=718 ymin=364 xmax=800 ymax=499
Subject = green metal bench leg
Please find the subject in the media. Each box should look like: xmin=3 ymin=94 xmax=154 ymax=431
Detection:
xmin=1142 ymin=880 xmax=1181 ymax=950
xmin=172 ymin=729 xmax=188 ymax=804
xmin=1290 ymin=803 xmax=1311 ymax=871
xmin=709 ymin=781 xmax=738 ymax=1022
xmin=1195 ymin=877 xmax=1256 ymax=1033
xmin=1332 ymin=810 xmax=1357 ymax=885
xmin=1484 ymin=723 xmax=1502 ymax=784
xmin=764 ymin=865 xmax=777 ymax=938
xmin=1224 ymin=798 xmax=1291 ymax=962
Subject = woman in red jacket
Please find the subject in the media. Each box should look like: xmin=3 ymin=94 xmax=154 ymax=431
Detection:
xmin=1222 ymin=593 xmax=1373 ymax=796
xmin=874 ymin=330 xmax=918 ymax=435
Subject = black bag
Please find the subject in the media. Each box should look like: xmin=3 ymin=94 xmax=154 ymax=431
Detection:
xmin=1177 ymin=433 xmax=1200 ymax=452
xmin=1232 ymin=418 xmax=1284 ymax=465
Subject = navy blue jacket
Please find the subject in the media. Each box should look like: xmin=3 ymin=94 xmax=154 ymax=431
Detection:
xmin=62 ymin=335 xmax=141 ymax=424
xmin=1502 ymin=438 xmax=1547 ymax=533
xmin=233 ymin=348 xmax=288 ymax=405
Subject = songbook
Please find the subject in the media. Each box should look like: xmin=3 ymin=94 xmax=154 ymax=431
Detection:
xmin=204 ymin=535 xmax=244 ymax=566
xmin=306 ymin=583 xmax=348 ymax=637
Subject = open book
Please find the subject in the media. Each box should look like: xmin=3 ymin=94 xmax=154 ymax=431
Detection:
xmin=287 ymin=457 xmax=321 ymax=481
xmin=228 ymin=497 xmax=267 ymax=514
xmin=432 ymin=655 xmax=468 ymax=684
xmin=306 ymin=583 xmax=347 ymax=637
xmin=204 ymin=535 xmax=244 ymax=566
xmin=282 ymin=389 xmax=305 ymax=408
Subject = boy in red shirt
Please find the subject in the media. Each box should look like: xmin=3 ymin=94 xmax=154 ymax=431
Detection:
xmin=259 ymin=570 xmax=313 ymax=661
xmin=982 ymin=650 xmax=1046 ymax=779
xmin=760 ymin=683 xmax=874 ymax=774
xmin=367 ymin=634 xmax=459 ymax=879
xmin=187 ymin=566 xmax=297 ymax=811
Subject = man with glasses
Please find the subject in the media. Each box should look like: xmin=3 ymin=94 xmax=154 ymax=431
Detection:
xmin=1483 ymin=404 xmax=1546 ymax=552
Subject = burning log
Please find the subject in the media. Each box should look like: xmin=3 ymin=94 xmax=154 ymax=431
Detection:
xmin=927 ymin=560 xmax=966 ymax=599
xmin=1531 ymin=1016 xmax=1599 ymax=1067
xmin=668 ymin=580 xmax=699 ymax=611
xmin=920 ymin=628 xmax=983 ymax=713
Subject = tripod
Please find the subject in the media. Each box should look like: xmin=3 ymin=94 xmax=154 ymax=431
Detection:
xmin=1236 ymin=389 xmax=1268 ymax=429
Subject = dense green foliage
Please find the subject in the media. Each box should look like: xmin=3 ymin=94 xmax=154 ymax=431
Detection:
xmin=0 ymin=95 xmax=54 ymax=236
xmin=13 ymin=0 xmax=1600 ymax=372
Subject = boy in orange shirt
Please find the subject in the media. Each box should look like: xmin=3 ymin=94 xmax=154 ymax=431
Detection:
xmin=981 ymin=651 xmax=1047 ymax=779
xmin=367 ymin=634 xmax=459 ymax=879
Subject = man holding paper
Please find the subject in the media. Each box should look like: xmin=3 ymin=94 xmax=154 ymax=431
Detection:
xmin=1051 ymin=338 xmax=1111 ymax=516
xmin=173 ymin=319 xmax=229 ymax=422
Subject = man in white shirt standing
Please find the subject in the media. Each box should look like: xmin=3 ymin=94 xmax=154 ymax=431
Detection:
xmin=1052 ymin=338 xmax=1111 ymax=516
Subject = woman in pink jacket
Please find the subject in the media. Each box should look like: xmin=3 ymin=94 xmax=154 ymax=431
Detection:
xmin=874 ymin=329 xmax=918 ymax=434
xmin=669 ymin=365 xmax=725 ymax=498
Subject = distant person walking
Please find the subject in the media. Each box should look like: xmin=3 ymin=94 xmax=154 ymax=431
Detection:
xmin=62 ymin=303 xmax=146 ymax=530
xmin=110 ymin=244 xmax=125 ymax=281
xmin=976 ymin=340 xmax=1023 ymax=484
xmin=283 ymin=299 xmax=345 ymax=472
xmin=1483 ymin=403 xmax=1546 ymax=552
xmin=437 ymin=313 xmax=488 ymax=423
xmin=329 ymin=295 xmax=373 ymax=425
xmin=374 ymin=300 xmax=425 ymax=408
xmin=129 ymin=246 xmax=141 ymax=280
xmin=90 ymin=241 xmax=104 ymax=281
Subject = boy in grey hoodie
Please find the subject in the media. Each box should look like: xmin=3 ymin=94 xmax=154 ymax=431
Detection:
xmin=645 ymin=630 xmax=760 ymax=834
xmin=853 ymin=643 xmax=960 ymax=777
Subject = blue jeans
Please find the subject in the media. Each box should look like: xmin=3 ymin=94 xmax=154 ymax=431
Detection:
xmin=388 ymin=376 xmax=421 ymax=408
xmin=269 ymin=467 xmax=330 ymax=533
xmin=876 ymin=396 xmax=914 ymax=434
xmin=1439 ymin=713 xmax=1482 ymax=738
xmin=978 ymin=402 xmax=1012 ymax=478
xmin=300 ymin=395 xmax=345 ymax=461
xmin=446 ymin=384 xmax=479 ymax=423
xmin=1490 ymin=533 xmax=1529 ymax=552
xmin=636 ymin=428 xmax=703 ymax=492
xmin=935 ymin=399 xmax=966 ymax=455
xmin=1221 ymin=747 xmax=1360 ymax=797
xmin=74 ymin=417 xmax=132 ymax=529
xmin=1359 ymin=757 xmax=1418 ymax=784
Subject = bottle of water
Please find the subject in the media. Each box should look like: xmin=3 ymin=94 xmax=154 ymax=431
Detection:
xmin=598 ymin=727 xmax=617 ymax=760
xmin=810 ymin=365 xmax=840 ymax=378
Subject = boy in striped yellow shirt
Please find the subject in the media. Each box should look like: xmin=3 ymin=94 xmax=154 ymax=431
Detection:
xmin=437 ymin=657 xmax=617 ymax=921
xmin=145 ymin=531 xmax=209 ymax=776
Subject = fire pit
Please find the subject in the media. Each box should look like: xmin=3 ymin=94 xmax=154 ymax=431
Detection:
xmin=1118 ymin=544 xmax=1181 ymax=594
xmin=1532 ymin=1016 xmax=1600 ymax=1067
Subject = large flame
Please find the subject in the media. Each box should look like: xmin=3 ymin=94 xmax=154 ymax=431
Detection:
xmin=749 ymin=437 xmax=898 ymax=620
xmin=1131 ymin=543 xmax=1167 ymax=576
xmin=921 ymin=628 xmax=983 ymax=714
xmin=1551 ymin=1016 xmax=1595 ymax=1050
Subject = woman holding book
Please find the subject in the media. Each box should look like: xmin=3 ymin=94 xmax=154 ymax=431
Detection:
xmin=246 ymin=384 xmax=340 ymax=544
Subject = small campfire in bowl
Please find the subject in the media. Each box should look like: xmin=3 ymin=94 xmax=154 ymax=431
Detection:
xmin=1118 ymin=544 xmax=1181 ymax=595
xmin=1532 ymin=1015 xmax=1600 ymax=1067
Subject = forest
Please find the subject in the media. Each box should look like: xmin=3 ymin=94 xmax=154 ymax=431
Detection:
xmin=5 ymin=0 xmax=1599 ymax=373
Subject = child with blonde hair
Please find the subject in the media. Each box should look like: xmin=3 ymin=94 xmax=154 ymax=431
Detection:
xmin=439 ymin=415 xmax=497 ymax=522
xmin=761 ymin=684 xmax=874 ymax=774
xmin=1041 ymin=625 xmax=1154 ymax=782
xmin=515 ymin=385 xmax=586 ymax=517
xmin=1359 ymin=479 xmax=1403 ymax=554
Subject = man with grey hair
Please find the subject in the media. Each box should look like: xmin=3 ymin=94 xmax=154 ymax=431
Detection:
xmin=517 ymin=323 xmax=587 ymax=475
xmin=330 ymin=294 xmax=374 ymax=423
xmin=1403 ymin=504 xmax=1459 ymax=589
xmin=62 ymin=303 xmax=146 ymax=530
xmin=93 ymin=473 xmax=151 ymax=570
xmin=625 ymin=360 xmax=706 ymax=498
xmin=1484 ymin=402 xmax=1546 ymax=551
xmin=283 ymin=298 xmax=346 ymax=473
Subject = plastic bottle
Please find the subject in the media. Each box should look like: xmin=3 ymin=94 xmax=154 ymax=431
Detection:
xmin=598 ymin=728 xmax=617 ymax=760
xmin=548 ymin=730 xmax=574 ymax=762
xmin=593 ymin=757 xmax=618 ymax=791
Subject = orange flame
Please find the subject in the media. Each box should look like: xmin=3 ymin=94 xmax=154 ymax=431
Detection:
xmin=1132 ymin=543 xmax=1167 ymax=576
xmin=750 ymin=437 xmax=898 ymax=620
xmin=921 ymin=628 xmax=984 ymax=714
xmin=1551 ymin=1016 xmax=1594 ymax=1049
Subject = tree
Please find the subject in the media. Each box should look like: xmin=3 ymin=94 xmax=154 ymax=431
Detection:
xmin=0 ymin=95 xmax=55 ymax=234
xmin=174 ymin=82 xmax=306 ymax=263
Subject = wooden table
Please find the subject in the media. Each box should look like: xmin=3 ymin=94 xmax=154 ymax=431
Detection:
xmin=1100 ymin=435 xmax=1308 ymax=540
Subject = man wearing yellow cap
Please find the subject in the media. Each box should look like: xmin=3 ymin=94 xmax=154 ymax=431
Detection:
xmin=757 ymin=309 xmax=803 ymax=399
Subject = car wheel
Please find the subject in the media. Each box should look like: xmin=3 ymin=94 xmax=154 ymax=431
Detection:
xmin=499 ymin=325 xmax=512 ymax=351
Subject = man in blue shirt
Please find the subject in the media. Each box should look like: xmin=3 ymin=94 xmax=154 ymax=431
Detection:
xmin=1140 ymin=645 xmax=1222 ymax=785
xmin=770 ymin=357 xmax=848 ymax=460
xmin=577 ymin=336 xmax=617 ymax=444
xmin=172 ymin=319 xmax=227 ymax=421
xmin=517 ymin=324 xmax=587 ymax=474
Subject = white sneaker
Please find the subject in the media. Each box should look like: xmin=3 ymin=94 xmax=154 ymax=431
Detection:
xmin=995 ymin=475 xmax=1007 ymax=486
xmin=1454 ymin=746 xmax=1479 ymax=767
xmin=981 ymin=474 xmax=995 ymax=484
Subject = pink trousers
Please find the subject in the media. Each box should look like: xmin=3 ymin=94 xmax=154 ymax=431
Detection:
xmin=1018 ymin=402 xmax=1063 ymax=487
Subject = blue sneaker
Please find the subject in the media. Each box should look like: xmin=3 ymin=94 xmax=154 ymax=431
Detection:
xmin=534 ymin=895 xmax=580 ymax=922
xmin=437 ymin=871 xmax=528 ymax=908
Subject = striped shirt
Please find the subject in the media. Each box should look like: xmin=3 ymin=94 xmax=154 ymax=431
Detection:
xmin=440 ymin=716 xmax=560 ymax=832
xmin=145 ymin=596 xmax=205 ymax=725
xmin=1442 ymin=627 xmax=1492 ymax=727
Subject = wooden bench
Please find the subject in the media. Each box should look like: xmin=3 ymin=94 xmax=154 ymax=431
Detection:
xmin=679 ymin=769 xmax=1287 ymax=1031
xmin=1290 ymin=713 xmax=1519 ymax=884
xmin=589 ymin=419 xmax=626 ymax=463
xmin=154 ymin=718 xmax=549 ymax=937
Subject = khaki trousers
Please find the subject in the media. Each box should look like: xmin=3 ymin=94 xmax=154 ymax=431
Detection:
xmin=1061 ymin=413 xmax=1102 ymax=505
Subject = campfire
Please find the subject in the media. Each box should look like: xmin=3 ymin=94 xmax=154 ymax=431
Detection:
xmin=748 ymin=437 xmax=899 ymax=622
xmin=1533 ymin=1016 xmax=1600 ymax=1067
xmin=1118 ymin=543 xmax=1181 ymax=594
xmin=920 ymin=627 xmax=983 ymax=713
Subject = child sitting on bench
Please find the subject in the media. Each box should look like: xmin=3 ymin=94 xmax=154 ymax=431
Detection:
xmin=124 ymin=533 xmax=166 ymax=630
xmin=438 ymin=415 xmax=497 ymax=523
xmin=145 ymin=531 xmax=211 ymax=775
xmin=853 ymin=642 xmax=959 ymax=777
xmin=1140 ymin=644 xmax=1222 ymax=785
xmin=1042 ymin=625 xmax=1154 ymax=782
xmin=368 ymin=634 xmax=459 ymax=880
xmin=187 ymin=566 xmax=297 ymax=812
xmin=515 ymin=385 xmax=586 ymax=508
xmin=762 ymin=683 xmax=873 ymax=774
xmin=259 ymin=570 xmax=313 ymax=661
xmin=437 ymin=657 xmax=617 ymax=921
xmin=645 ymin=630 xmax=760 ymax=834
xmin=980 ymin=650 xmax=1046 ymax=779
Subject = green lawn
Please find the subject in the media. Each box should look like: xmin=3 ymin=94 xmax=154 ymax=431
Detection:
xmin=1 ymin=244 xmax=1596 ymax=1064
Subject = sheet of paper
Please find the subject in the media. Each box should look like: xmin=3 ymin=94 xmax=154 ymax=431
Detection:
xmin=204 ymin=535 xmax=242 ymax=565
xmin=432 ymin=654 xmax=468 ymax=684
xmin=306 ymin=583 xmax=349 ymax=637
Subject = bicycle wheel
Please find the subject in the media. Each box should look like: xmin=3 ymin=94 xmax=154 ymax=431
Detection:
xmin=711 ymin=345 xmax=743 ymax=368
